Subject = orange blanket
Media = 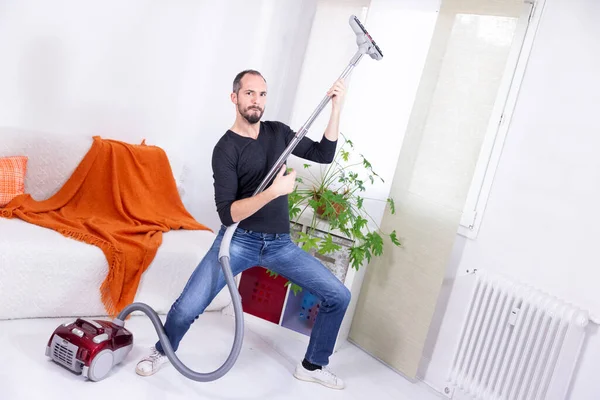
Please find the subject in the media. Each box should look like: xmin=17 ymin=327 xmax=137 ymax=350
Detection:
xmin=1 ymin=136 xmax=211 ymax=316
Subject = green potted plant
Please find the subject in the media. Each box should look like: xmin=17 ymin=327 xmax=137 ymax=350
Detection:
xmin=268 ymin=133 xmax=402 ymax=294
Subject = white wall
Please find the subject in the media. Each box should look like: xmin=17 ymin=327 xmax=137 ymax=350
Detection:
xmin=0 ymin=0 xmax=317 ymax=231
xmin=421 ymin=0 xmax=600 ymax=399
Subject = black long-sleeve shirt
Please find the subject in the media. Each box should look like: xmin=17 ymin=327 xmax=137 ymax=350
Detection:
xmin=212 ymin=120 xmax=337 ymax=233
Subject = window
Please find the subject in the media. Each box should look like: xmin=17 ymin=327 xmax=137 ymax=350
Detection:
xmin=458 ymin=1 xmax=540 ymax=238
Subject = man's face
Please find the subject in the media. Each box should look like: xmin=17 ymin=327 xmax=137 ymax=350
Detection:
xmin=233 ymin=74 xmax=267 ymax=124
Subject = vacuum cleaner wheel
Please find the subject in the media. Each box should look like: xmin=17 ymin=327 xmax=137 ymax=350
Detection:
xmin=87 ymin=349 xmax=114 ymax=381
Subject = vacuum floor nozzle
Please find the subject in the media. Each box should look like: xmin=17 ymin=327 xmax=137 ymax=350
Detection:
xmin=349 ymin=15 xmax=383 ymax=60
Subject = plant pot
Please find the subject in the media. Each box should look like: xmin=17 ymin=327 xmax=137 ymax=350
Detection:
xmin=313 ymin=192 xmax=345 ymax=220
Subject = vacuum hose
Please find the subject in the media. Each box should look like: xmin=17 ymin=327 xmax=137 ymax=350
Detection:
xmin=112 ymin=14 xmax=382 ymax=382
xmin=113 ymin=246 xmax=243 ymax=381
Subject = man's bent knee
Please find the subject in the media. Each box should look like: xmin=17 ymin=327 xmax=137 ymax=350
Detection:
xmin=329 ymin=284 xmax=351 ymax=309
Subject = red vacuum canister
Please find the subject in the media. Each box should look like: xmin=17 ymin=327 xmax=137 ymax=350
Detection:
xmin=46 ymin=318 xmax=133 ymax=381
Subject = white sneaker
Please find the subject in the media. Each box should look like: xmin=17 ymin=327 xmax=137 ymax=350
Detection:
xmin=293 ymin=363 xmax=345 ymax=390
xmin=135 ymin=346 xmax=170 ymax=376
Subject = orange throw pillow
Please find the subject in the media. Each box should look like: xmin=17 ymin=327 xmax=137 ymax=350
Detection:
xmin=0 ymin=156 xmax=28 ymax=207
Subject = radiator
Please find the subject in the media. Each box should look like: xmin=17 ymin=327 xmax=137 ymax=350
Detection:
xmin=447 ymin=270 xmax=589 ymax=400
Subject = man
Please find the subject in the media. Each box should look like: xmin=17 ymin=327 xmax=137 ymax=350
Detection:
xmin=136 ymin=69 xmax=350 ymax=390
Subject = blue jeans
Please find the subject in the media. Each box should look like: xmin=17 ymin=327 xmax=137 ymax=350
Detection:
xmin=155 ymin=225 xmax=351 ymax=366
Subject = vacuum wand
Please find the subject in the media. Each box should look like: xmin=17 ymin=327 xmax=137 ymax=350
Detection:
xmin=112 ymin=14 xmax=383 ymax=383
xmin=254 ymin=52 xmax=363 ymax=195
xmin=254 ymin=16 xmax=383 ymax=195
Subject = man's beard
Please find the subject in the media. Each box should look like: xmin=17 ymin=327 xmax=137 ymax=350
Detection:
xmin=239 ymin=105 xmax=264 ymax=124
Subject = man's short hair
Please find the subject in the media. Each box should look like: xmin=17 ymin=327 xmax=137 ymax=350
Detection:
xmin=233 ymin=70 xmax=266 ymax=94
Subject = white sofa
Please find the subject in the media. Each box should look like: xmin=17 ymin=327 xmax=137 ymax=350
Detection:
xmin=0 ymin=127 xmax=230 ymax=320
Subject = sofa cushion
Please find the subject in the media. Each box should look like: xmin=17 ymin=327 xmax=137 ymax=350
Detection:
xmin=0 ymin=155 xmax=28 ymax=206
xmin=0 ymin=128 xmax=91 ymax=201
xmin=0 ymin=127 xmax=188 ymax=201
xmin=0 ymin=215 xmax=229 ymax=319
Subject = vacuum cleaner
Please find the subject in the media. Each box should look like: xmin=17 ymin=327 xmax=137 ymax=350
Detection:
xmin=45 ymin=14 xmax=383 ymax=382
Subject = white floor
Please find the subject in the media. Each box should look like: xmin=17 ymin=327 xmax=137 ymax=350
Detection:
xmin=0 ymin=312 xmax=444 ymax=400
